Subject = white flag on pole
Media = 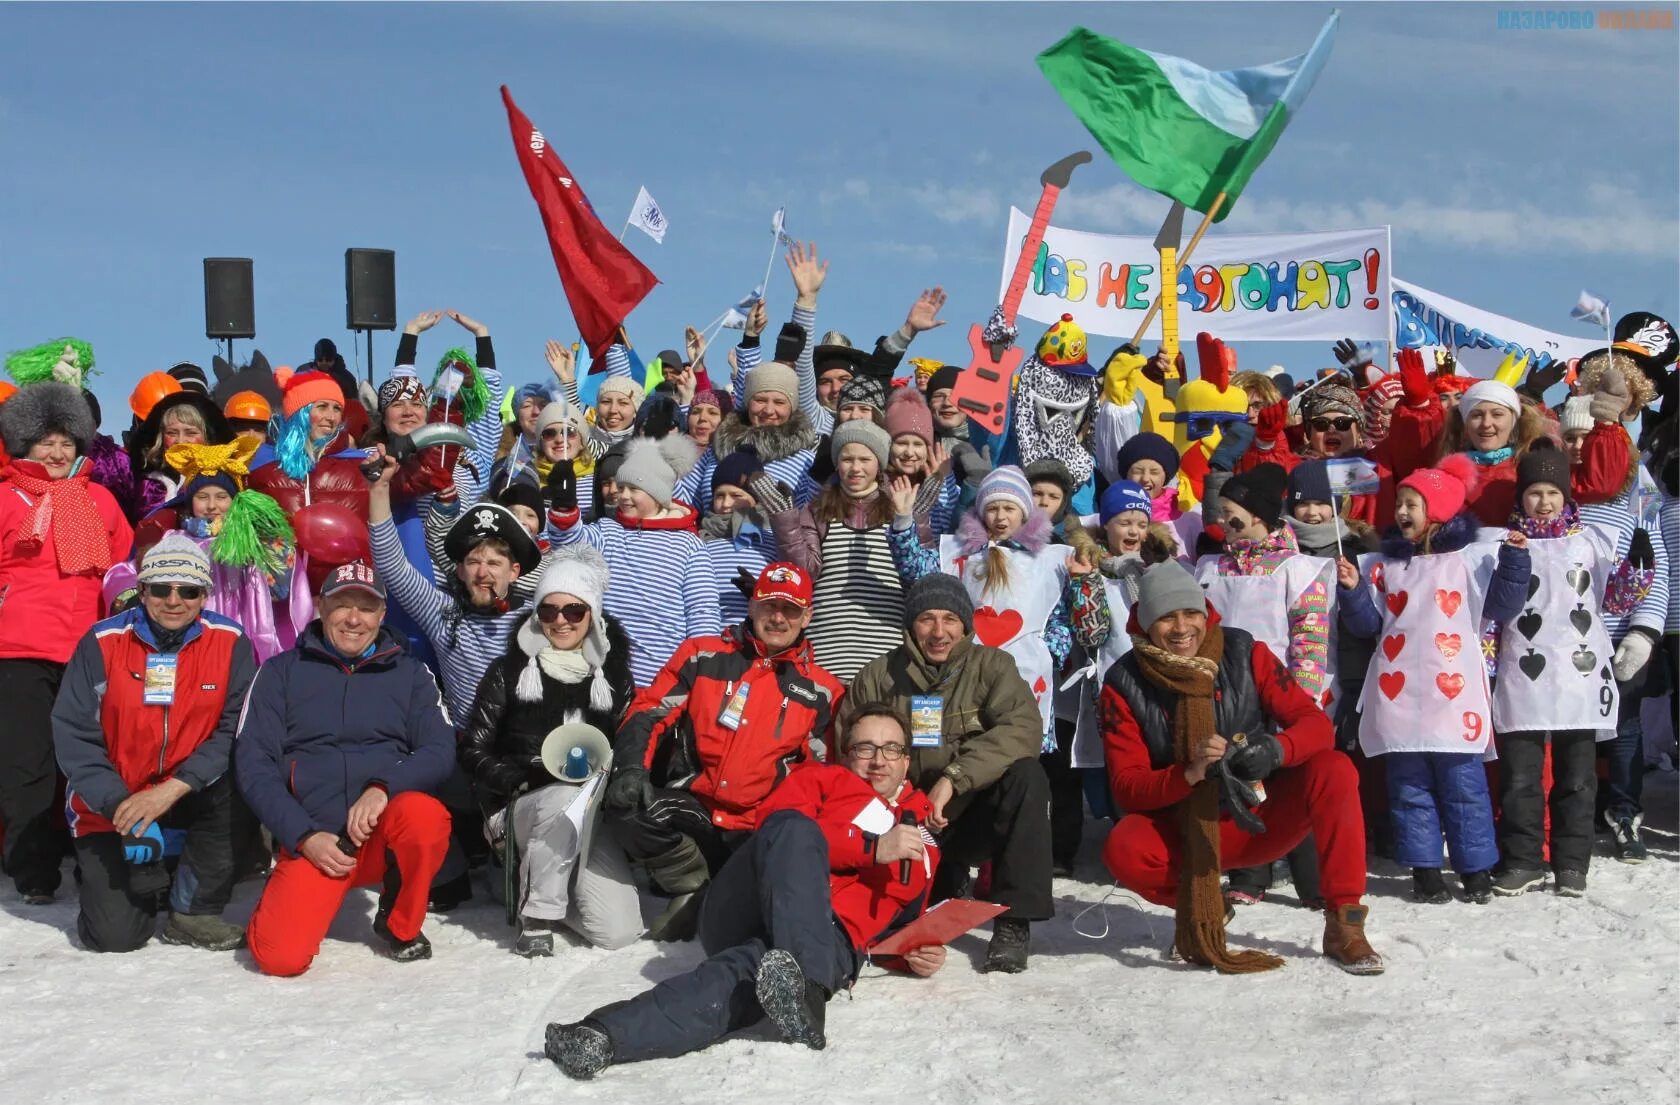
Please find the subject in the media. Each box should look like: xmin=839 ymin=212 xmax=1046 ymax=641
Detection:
xmin=1569 ymin=289 xmax=1611 ymax=328
xmin=771 ymin=206 xmax=795 ymax=246
xmin=720 ymin=308 xmax=749 ymax=330
xmin=628 ymin=186 xmax=669 ymax=244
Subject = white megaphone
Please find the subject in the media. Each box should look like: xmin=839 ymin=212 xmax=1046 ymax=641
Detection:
xmin=540 ymin=723 xmax=614 ymax=783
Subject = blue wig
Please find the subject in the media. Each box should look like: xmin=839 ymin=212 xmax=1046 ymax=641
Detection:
xmin=275 ymin=406 xmax=329 ymax=480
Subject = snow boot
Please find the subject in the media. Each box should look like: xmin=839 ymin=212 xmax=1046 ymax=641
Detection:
xmin=1607 ymin=812 xmax=1648 ymax=864
xmin=1553 ymin=869 xmax=1587 ymax=898
xmin=545 ymin=1021 xmax=613 ymax=1080
xmin=21 ymin=889 xmax=55 ymax=906
xmin=159 ymin=911 xmax=246 ymax=951
xmin=1411 ymin=867 xmax=1450 ymax=904
xmin=983 ymin=917 xmax=1031 ymax=974
xmin=427 ymin=870 xmax=473 ymax=912
xmin=372 ymin=901 xmax=432 ymax=962
xmin=514 ymin=919 xmax=555 ymax=958
xmin=1492 ymin=867 xmax=1547 ymax=897
xmin=1460 ymin=869 xmax=1493 ymax=905
xmin=1322 ymin=904 xmax=1385 ymax=975
xmin=643 ymin=837 xmax=710 ymax=942
xmin=755 ymin=949 xmax=827 ymax=1051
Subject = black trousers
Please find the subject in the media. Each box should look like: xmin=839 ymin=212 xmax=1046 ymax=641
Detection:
xmin=610 ymin=786 xmax=746 ymax=882
xmin=1226 ymin=838 xmax=1322 ymax=903
xmin=590 ymin=810 xmax=856 ymax=1064
xmin=1042 ymin=720 xmax=1086 ymax=868
xmin=0 ymin=658 xmax=67 ymax=896
xmin=1496 ymin=729 xmax=1598 ymax=874
xmin=71 ymin=776 xmax=248 ymax=953
xmin=930 ymin=757 xmax=1054 ymax=922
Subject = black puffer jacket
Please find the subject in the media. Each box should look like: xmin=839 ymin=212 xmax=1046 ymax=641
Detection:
xmin=460 ymin=612 xmax=635 ymax=810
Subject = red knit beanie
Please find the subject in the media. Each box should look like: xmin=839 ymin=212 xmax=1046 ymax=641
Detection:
xmin=1398 ymin=453 xmax=1479 ymax=524
xmin=281 ymin=370 xmax=344 ymax=420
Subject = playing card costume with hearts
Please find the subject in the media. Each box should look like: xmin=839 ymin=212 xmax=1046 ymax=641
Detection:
xmin=1195 ymin=533 xmax=1336 ymax=709
xmin=1491 ymin=528 xmax=1619 ymax=736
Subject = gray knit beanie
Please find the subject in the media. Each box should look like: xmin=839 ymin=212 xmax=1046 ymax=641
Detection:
xmin=1135 ymin=560 xmax=1208 ymax=629
xmin=903 ymin=573 xmax=974 ymax=635
xmin=830 ymin=419 xmax=890 ymax=471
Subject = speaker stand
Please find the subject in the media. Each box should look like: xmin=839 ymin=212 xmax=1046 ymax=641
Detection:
xmin=223 ymin=338 xmax=235 ymax=368
xmin=357 ymin=328 xmax=375 ymax=384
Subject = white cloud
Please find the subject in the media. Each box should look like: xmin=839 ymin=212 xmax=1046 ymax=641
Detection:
xmin=906 ymin=182 xmax=1003 ymax=226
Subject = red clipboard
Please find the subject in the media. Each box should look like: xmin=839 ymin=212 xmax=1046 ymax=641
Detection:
xmin=868 ymin=899 xmax=1008 ymax=956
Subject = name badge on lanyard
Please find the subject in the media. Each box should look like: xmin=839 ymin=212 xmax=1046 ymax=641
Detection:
xmin=910 ymin=695 xmax=944 ymax=748
xmin=144 ymin=655 xmax=178 ymax=707
xmin=719 ymin=680 xmax=750 ymax=731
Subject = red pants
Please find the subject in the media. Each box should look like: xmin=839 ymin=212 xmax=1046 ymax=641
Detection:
xmin=1104 ymin=749 xmax=1367 ymax=910
xmin=247 ymin=792 xmax=451 ymax=977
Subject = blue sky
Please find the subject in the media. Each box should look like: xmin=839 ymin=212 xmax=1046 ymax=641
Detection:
xmin=4 ymin=2 xmax=1676 ymax=422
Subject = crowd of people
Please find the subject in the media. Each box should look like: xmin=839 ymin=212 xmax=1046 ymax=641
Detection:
xmin=1 ymin=247 xmax=1675 ymax=1078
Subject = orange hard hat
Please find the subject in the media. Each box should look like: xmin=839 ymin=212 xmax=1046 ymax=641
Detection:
xmin=223 ymin=390 xmax=273 ymax=424
xmin=130 ymin=371 xmax=183 ymax=420
xmin=0 ymin=380 xmax=16 ymax=405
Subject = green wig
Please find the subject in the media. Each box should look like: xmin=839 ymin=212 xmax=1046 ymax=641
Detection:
xmin=432 ymin=348 xmax=489 ymax=424
xmin=212 ymin=490 xmax=294 ymax=576
xmin=6 ymin=339 xmax=96 ymax=385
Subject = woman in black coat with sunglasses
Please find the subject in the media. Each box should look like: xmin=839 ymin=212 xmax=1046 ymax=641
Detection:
xmin=461 ymin=546 xmax=641 ymax=955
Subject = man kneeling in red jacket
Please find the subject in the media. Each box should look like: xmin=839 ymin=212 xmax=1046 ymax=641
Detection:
xmin=1101 ymin=561 xmax=1384 ymax=975
xmin=546 ymin=704 xmax=943 ymax=1079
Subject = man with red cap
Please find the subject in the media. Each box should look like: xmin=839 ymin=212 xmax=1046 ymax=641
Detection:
xmin=606 ymin=561 xmax=845 ymax=940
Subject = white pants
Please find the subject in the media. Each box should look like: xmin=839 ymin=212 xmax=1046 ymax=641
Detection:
xmin=509 ymin=783 xmax=643 ymax=950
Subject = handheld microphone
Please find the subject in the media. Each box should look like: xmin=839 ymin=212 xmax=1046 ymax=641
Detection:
xmin=898 ymin=809 xmax=918 ymax=885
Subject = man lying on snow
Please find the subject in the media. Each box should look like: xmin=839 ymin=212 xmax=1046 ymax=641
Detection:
xmin=1099 ymin=560 xmax=1384 ymax=975
xmin=544 ymin=704 xmax=944 ymax=1079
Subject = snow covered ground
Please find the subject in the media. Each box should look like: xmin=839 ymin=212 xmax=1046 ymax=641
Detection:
xmin=2 ymin=775 xmax=1675 ymax=1105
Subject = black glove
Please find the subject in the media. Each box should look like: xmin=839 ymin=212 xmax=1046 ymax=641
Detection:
xmin=634 ymin=392 xmax=681 ymax=440
xmin=1225 ymin=732 xmax=1284 ymax=782
xmin=1212 ymin=762 xmax=1268 ymax=834
xmin=731 ymin=566 xmax=758 ymax=601
xmin=1628 ymin=528 xmax=1655 ymax=572
xmin=775 ymin=322 xmax=806 ymax=365
xmin=806 ymin=436 xmax=836 ymax=484
xmin=1518 ymin=359 xmax=1567 ymax=401
xmin=1332 ymin=338 xmax=1366 ymax=368
xmin=544 ymin=458 xmax=577 ymax=513
xmin=604 ymin=767 xmax=651 ymax=814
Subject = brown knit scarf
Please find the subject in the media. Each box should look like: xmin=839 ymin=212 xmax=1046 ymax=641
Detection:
xmin=1129 ymin=625 xmax=1284 ymax=974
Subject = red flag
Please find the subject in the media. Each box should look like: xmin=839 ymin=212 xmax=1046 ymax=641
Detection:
xmin=500 ymin=86 xmax=657 ymax=357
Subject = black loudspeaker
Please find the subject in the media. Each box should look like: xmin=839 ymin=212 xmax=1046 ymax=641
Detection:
xmin=346 ymin=248 xmax=396 ymax=330
xmin=203 ymin=258 xmax=255 ymax=339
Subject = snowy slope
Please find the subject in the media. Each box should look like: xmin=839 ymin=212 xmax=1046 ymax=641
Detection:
xmin=2 ymin=776 xmax=1674 ymax=1105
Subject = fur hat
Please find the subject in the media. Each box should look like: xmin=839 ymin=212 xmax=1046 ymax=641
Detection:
xmin=616 ymin=434 xmax=699 ymax=509
xmin=885 ymin=384 xmax=934 ymax=448
xmin=515 ymin=545 xmax=614 ymax=711
xmin=0 ymin=380 xmax=96 ymax=456
xmin=831 ymin=419 xmax=890 ymax=471
xmin=1399 ymin=453 xmax=1480 ymax=525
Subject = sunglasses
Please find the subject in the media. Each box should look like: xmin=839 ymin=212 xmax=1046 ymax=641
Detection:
xmin=536 ymin=601 xmax=590 ymax=625
xmin=146 ymin=583 xmax=204 ymax=601
xmin=540 ymin=426 xmax=579 ymax=440
xmin=1310 ymin=417 xmax=1357 ymax=432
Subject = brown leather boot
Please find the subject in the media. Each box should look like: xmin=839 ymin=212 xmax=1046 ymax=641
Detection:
xmin=1323 ymin=903 xmax=1385 ymax=975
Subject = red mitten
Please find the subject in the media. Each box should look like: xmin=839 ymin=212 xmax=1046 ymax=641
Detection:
xmin=1396 ymin=348 xmax=1432 ymax=406
xmin=1256 ymin=399 xmax=1288 ymax=443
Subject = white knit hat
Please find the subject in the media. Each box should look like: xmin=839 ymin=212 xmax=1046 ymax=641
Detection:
xmin=137 ymin=532 xmax=213 ymax=590
xmin=1559 ymin=395 xmax=1594 ymax=436
xmin=595 ymin=375 xmax=644 ymax=411
xmin=516 ymin=545 xmax=614 ymax=711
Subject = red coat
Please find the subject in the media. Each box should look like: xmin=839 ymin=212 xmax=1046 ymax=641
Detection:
xmin=758 ymin=762 xmax=939 ymax=949
xmin=0 ymin=464 xmax=133 ymax=663
xmin=616 ymin=624 xmax=845 ymax=831
xmin=246 ymin=428 xmax=371 ymax=523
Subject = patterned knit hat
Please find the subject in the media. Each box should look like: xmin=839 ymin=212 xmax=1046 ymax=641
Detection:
xmin=1300 ymin=383 xmax=1366 ymax=429
xmin=1515 ymin=440 xmax=1571 ymax=501
xmin=137 ymin=531 xmax=213 ymax=590
xmin=837 ymin=375 xmax=887 ymax=416
xmin=377 ymin=368 xmax=428 ymax=411
xmin=1099 ymin=479 xmax=1152 ymax=525
xmin=1034 ymin=313 xmax=1095 ymax=377
xmin=691 ymin=386 xmax=734 ymax=415
xmin=976 ymin=465 xmax=1033 ymax=515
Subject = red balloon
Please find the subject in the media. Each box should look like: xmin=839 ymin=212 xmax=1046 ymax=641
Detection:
xmin=292 ymin=503 xmax=370 ymax=566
